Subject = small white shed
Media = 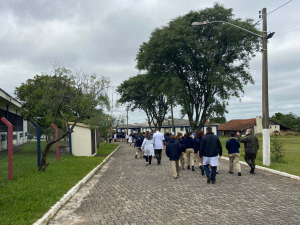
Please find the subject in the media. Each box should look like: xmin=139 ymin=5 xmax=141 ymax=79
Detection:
xmin=68 ymin=122 xmax=97 ymax=156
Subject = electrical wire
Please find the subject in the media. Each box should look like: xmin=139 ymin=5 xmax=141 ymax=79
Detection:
xmin=254 ymin=0 xmax=293 ymax=26
xmin=273 ymin=27 xmax=300 ymax=38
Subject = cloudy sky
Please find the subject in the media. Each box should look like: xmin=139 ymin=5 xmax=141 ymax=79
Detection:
xmin=1 ymin=0 xmax=299 ymax=124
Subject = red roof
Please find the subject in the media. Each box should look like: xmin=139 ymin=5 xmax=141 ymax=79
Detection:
xmin=218 ymin=118 xmax=256 ymax=131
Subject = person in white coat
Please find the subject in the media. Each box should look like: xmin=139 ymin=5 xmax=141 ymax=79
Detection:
xmin=128 ymin=134 xmax=133 ymax=146
xmin=125 ymin=133 xmax=129 ymax=143
xmin=141 ymin=131 xmax=155 ymax=166
xmin=153 ymin=129 xmax=164 ymax=165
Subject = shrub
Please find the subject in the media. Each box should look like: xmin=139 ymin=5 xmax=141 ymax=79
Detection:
xmin=271 ymin=137 xmax=284 ymax=162
xmin=281 ymin=131 xmax=299 ymax=136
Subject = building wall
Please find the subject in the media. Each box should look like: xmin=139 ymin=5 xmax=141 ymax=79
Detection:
xmin=0 ymin=101 xmax=29 ymax=151
xmin=70 ymin=124 xmax=95 ymax=156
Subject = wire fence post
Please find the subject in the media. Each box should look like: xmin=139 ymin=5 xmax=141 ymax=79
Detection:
xmin=1 ymin=117 xmax=13 ymax=180
xmin=31 ymin=122 xmax=41 ymax=167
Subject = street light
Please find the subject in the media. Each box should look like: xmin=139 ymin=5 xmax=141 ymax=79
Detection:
xmin=191 ymin=21 xmax=262 ymax=38
xmin=192 ymin=16 xmax=273 ymax=166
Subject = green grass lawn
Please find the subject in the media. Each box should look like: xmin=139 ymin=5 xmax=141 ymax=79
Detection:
xmin=0 ymin=141 xmax=119 ymax=225
xmin=219 ymin=135 xmax=300 ymax=176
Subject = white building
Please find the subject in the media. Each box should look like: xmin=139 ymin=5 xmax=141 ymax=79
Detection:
xmin=117 ymin=118 xmax=220 ymax=136
xmin=68 ymin=122 xmax=97 ymax=156
xmin=0 ymin=88 xmax=29 ymax=151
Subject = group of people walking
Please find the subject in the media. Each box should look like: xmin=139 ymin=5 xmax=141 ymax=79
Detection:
xmin=127 ymin=127 xmax=259 ymax=184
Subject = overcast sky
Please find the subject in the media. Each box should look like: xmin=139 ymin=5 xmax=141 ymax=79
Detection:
xmin=1 ymin=0 xmax=299 ymax=124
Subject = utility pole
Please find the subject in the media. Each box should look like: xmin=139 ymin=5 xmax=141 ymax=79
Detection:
xmin=262 ymin=8 xmax=270 ymax=166
xmin=126 ymin=109 xmax=128 ymax=135
xmin=170 ymin=102 xmax=175 ymax=135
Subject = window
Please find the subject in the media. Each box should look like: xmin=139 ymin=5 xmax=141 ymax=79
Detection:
xmin=0 ymin=108 xmax=7 ymax=132
xmin=180 ymin=127 xmax=184 ymax=131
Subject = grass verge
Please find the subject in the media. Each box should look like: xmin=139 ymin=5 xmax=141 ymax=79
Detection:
xmin=0 ymin=141 xmax=119 ymax=225
xmin=219 ymin=136 xmax=300 ymax=176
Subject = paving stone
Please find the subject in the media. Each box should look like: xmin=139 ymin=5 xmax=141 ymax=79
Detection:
xmin=49 ymin=142 xmax=300 ymax=224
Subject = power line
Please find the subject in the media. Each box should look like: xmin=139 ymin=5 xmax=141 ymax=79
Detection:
xmin=254 ymin=0 xmax=293 ymax=26
xmin=273 ymin=27 xmax=300 ymax=38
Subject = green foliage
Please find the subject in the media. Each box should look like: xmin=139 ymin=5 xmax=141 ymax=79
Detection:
xmin=209 ymin=116 xmax=226 ymax=124
xmin=0 ymin=141 xmax=118 ymax=225
xmin=271 ymin=137 xmax=284 ymax=162
xmin=116 ymin=73 xmax=171 ymax=130
xmin=15 ymin=66 xmax=110 ymax=131
xmin=136 ymin=3 xmax=260 ymax=130
xmin=271 ymin=112 xmax=300 ymax=132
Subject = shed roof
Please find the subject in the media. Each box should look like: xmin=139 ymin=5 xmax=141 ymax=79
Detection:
xmin=218 ymin=118 xmax=256 ymax=131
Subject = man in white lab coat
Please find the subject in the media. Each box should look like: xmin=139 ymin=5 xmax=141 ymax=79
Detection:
xmin=153 ymin=129 xmax=165 ymax=165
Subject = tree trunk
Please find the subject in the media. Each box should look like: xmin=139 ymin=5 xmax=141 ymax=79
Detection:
xmin=38 ymin=131 xmax=70 ymax=172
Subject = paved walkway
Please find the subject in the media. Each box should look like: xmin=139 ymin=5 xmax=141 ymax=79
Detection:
xmin=49 ymin=142 xmax=300 ymax=225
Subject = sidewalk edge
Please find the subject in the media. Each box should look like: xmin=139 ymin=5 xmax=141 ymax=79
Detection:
xmin=220 ymin=156 xmax=300 ymax=181
xmin=33 ymin=145 xmax=120 ymax=225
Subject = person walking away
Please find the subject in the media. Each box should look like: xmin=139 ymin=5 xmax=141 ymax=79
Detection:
xmin=153 ymin=129 xmax=164 ymax=165
xmin=128 ymin=134 xmax=133 ymax=146
xmin=237 ymin=129 xmax=259 ymax=174
xmin=125 ymin=133 xmax=129 ymax=143
xmin=176 ymin=133 xmax=186 ymax=170
xmin=166 ymin=135 xmax=182 ymax=179
xmin=134 ymin=136 xmax=143 ymax=159
xmin=141 ymin=132 xmax=155 ymax=166
xmin=114 ymin=133 xmax=117 ymax=142
xmin=185 ymin=132 xmax=195 ymax=171
xmin=200 ymin=127 xmax=222 ymax=184
xmin=164 ymin=133 xmax=170 ymax=145
xmin=226 ymin=132 xmax=242 ymax=176
xmin=194 ymin=131 xmax=205 ymax=175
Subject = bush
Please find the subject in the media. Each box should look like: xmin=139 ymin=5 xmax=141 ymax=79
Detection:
xmin=281 ymin=131 xmax=299 ymax=136
xmin=271 ymin=137 xmax=284 ymax=162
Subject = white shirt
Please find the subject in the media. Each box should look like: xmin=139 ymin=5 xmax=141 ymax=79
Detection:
xmin=128 ymin=136 xmax=132 ymax=143
xmin=153 ymin=131 xmax=164 ymax=149
xmin=125 ymin=134 xmax=129 ymax=139
xmin=114 ymin=134 xmax=117 ymax=139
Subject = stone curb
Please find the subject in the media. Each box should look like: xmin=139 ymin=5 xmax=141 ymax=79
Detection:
xmin=33 ymin=145 xmax=121 ymax=225
xmin=220 ymin=156 xmax=300 ymax=181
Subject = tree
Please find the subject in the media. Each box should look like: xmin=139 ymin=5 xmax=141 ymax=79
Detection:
xmin=15 ymin=66 xmax=110 ymax=171
xmin=136 ymin=3 xmax=260 ymax=130
xmin=209 ymin=116 xmax=226 ymax=124
xmin=116 ymin=73 xmax=171 ymax=130
xmin=271 ymin=112 xmax=300 ymax=132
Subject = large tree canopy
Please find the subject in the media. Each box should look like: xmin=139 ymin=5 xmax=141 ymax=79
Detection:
xmin=116 ymin=73 xmax=171 ymax=130
xmin=136 ymin=4 xmax=260 ymax=130
xmin=15 ymin=66 xmax=110 ymax=171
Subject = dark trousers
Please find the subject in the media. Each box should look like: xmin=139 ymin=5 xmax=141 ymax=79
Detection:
xmin=204 ymin=165 xmax=217 ymax=182
xmin=244 ymin=153 xmax=256 ymax=169
xmin=145 ymin=156 xmax=152 ymax=165
xmin=154 ymin=149 xmax=162 ymax=164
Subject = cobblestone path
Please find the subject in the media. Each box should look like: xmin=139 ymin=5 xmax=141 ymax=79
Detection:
xmin=49 ymin=142 xmax=300 ymax=225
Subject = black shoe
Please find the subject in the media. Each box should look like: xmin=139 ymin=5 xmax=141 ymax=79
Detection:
xmin=250 ymin=168 xmax=255 ymax=174
xmin=174 ymin=176 xmax=178 ymax=179
xmin=207 ymin=176 xmax=211 ymax=183
xmin=135 ymin=155 xmax=137 ymax=159
xmin=200 ymin=166 xmax=204 ymax=176
xmin=212 ymin=181 xmax=216 ymax=184
xmin=192 ymin=166 xmax=195 ymax=171
xmin=216 ymin=171 xmax=219 ymax=174
xmin=238 ymin=172 xmax=242 ymax=176
xmin=187 ymin=165 xmax=190 ymax=170
xmin=229 ymin=171 xmax=234 ymax=174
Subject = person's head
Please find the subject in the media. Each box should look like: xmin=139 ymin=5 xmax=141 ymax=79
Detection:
xmin=246 ymin=129 xmax=252 ymax=135
xmin=176 ymin=132 xmax=182 ymax=140
xmin=229 ymin=132 xmax=235 ymax=138
xmin=166 ymin=133 xmax=169 ymax=136
xmin=145 ymin=131 xmax=152 ymax=140
xmin=170 ymin=134 xmax=175 ymax=139
xmin=206 ymin=127 xmax=213 ymax=133
xmin=185 ymin=132 xmax=192 ymax=139
xmin=129 ymin=134 xmax=132 ymax=136
xmin=196 ymin=131 xmax=204 ymax=139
